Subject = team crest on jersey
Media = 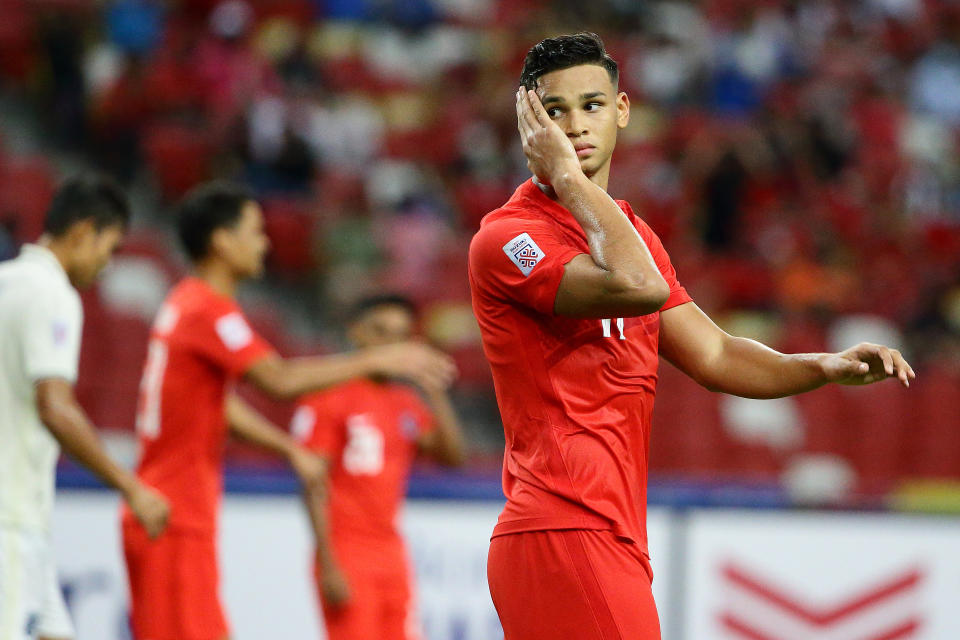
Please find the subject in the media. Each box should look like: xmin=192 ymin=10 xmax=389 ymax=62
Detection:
xmin=52 ymin=320 xmax=68 ymax=346
xmin=503 ymin=232 xmax=545 ymax=276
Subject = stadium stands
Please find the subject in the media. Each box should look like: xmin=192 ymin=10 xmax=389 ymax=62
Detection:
xmin=1 ymin=0 xmax=957 ymax=502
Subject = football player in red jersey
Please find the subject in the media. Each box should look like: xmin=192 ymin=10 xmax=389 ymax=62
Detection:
xmin=468 ymin=33 xmax=915 ymax=640
xmin=292 ymin=294 xmax=466 ymax=640
xmin=122 ymin=182 xmax=456 ymax=640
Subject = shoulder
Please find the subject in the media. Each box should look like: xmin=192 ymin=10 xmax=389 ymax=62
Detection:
xmin=25 ymin=275 xmax=81 ymax=320
xmin=178 ymin=284 xmax=244 ymax=333
xmin=470 ymin=212 xmax=563 ymax=264
xmin=615 ymin=199 xmax=651 ymax=234
xmin=62 ymin=285 xmax=82 ymax=320
xmin=617 ymin=199 xmax=666 ymax=252
xmin=172 ymin=280 xmax=228 ymax=316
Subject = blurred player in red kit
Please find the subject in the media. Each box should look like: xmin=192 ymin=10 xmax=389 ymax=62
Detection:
xmin=121 ymin=182 xmax=455 ymax=640
xmin=292 ymin=294 xmax=466 ymax=640
xmin=468 ymin=33 xmax=916 ymax=640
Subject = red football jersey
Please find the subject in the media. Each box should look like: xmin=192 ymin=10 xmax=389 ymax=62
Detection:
xmin=292 ymin=379 xmax=434 ymax=559
xmin=468 ymin=180 xmax=692 ymax=555
xmin=129 ymin=277 xmax=274 ymax=533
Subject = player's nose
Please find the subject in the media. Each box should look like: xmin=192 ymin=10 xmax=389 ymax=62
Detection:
xmin=565 ymin=110 xmax=589 ymax=137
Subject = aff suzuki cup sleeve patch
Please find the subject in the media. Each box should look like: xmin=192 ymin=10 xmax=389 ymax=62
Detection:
xmin=215 ymin=312 xmax=254 ymax=351
xmin=503 ymin=233 xmax=546 ymax=277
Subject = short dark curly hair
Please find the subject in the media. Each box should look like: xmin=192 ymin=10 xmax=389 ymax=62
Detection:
xmin=520 ymin=32 xmax=619 ymax=90
xmin=177 ymin=181 xmax=254 ymax=262
xmin=44 ymin=173 xmax=130 ymax=237
xmin=350 ymin=293 xmax=417 ymax=322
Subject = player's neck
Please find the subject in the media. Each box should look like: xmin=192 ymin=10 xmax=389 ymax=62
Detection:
xmin=193 ymin=261 xmax=239 ymax=299
xmin=591 ymin=164 xmax=611 ymax=191
xmin=36 ymin=235 xmax=78 ymax=286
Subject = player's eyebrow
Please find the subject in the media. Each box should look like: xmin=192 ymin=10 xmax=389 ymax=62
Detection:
xmin=541 ymin=91 xmax=607 ymax=106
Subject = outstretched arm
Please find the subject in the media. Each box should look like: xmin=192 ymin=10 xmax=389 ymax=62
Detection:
xmin=659 ymin=303 xmax=915 ymax=399
xmin=244 ymin=343 xmax=455 ymax=401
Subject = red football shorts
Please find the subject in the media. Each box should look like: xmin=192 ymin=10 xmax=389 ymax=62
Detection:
xmin=122 ymin=520 xmax=228 ymax=640
xmin=488 ymin=529 xmax=661 ymax=640
xmin=317 ymin=563 xmax=422 ymax=640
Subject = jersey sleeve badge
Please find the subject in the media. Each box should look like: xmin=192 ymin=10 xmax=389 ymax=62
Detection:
xmin=215 ymin=312 xmax=254 ymax=351
xmin=502 ymin=232 xmax=545 ymax=277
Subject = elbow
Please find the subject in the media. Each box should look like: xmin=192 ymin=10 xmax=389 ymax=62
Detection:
xmin=35 ymin=390 xmax=65 ymax=435
xmin=608 ymin=272 xmax=671 ymax=316
xmin=259 ymin=372 xmax=299 ymax=401
xmin=247 ymin=358 xmax=301 ymax=401
xmin=37 ymin=401 xmax=60 ymax=433
xmin=268 ymin=382 xmax=299 ymax=401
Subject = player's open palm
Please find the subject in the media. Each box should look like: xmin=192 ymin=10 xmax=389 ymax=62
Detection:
xmin=127 ymin=483 xmax=170 ymax=538
xmin=320 ymin=566 xmax=351 ymax=609
xmin=822 ymin=342 xmax=916 ymax=388
xmin=516 ymin=88 xmax=581 ymax=186
xmin=369 ymin=342 xmax=457 ymax=391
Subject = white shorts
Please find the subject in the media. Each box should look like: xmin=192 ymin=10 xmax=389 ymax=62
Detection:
xmin=0 ymin=526 xmax=74 ymax=640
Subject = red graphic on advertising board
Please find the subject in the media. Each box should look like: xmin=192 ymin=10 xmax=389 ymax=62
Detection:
xmin=717 ymin=562 xmax=924 ymax=640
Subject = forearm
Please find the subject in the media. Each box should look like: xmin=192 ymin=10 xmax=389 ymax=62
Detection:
xmin=248 ymin=352 xmax=374 ymax=401
xmin=225 ymin=395 xmax=296 ymax=458
xmin=552 ymin=173 xmax=667 ymax=300
xmin=303 ymin=485 xmax=339 ymax=571
xmin=39 ymin=391 xmax=136 ymax=494
xmin=423 ymin=391 xmax=467 ymax=467
xmin=284 ymin=353 xmax=376 ymax=398
xmin=701 ymin=336 xmax=828 ymax=399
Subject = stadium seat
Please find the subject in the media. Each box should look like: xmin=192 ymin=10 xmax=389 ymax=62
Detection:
xmin=141 ymin=122 xmax=214 ymax=200
xmin=0 ymin=157 xmax=56 ymax=245
xmin=261 ymin=197 xmax=316 ymax=275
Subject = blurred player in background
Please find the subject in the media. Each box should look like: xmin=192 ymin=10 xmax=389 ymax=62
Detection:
xmin=0 ymin=175 xmax=169 ymax=640
xmin=469 ymin=33 xmax=916 ymax=640
xmin=121 ymin=182 xmax=455 ymax=640
xmin=292 ymin=294 xmax=466 ymax=640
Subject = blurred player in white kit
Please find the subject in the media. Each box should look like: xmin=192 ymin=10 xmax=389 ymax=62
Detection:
xmin=0 ymin=175 xmax=169 ymax=640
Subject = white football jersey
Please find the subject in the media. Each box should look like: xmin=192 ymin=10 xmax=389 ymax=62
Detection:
xmin=0 ymin=244 xmax=82 ymax=533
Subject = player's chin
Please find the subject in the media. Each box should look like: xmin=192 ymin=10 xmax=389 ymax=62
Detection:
xmin=578 ymin=155 xmax=602 ymax=175
xmin=77 ymin=267 xmax=101 ymax=289
xmin=243 ymin=262 xmax=266 ymax=279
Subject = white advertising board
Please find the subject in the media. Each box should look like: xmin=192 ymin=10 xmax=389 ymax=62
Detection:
xmin=647 ymin=507 xmax=676 ymax=640
xmin=51 ymin=491 xmax=507 ymax=640
xmin=683 ymin=510 xmax=960 ymax=640
xmin=56 ymin=491 xmax=960 ymax=640
xmin=50 ymin=491 xmax=673 ymax=640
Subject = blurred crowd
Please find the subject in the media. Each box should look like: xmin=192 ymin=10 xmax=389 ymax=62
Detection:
xmin=0 ymin=0 xmax=958 ymax=501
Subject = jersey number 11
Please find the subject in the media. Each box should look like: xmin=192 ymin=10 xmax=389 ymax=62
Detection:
xmin=601 ymin=318 xmax=626 ymax=340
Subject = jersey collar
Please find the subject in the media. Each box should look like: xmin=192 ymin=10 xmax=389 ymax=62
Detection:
xmin=516 ymin=178 xmax=619 ymax=236
xmin=20 ymin=244 xmax=71 ymax=286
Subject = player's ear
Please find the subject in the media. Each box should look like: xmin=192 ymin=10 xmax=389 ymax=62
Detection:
xmin=209 ymin=227 xmax=232 ymax=259
xmin=63 ymin=218 xmax=97 ymax=246
xmin=616 ymin=91 xmax=630 ymax=129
